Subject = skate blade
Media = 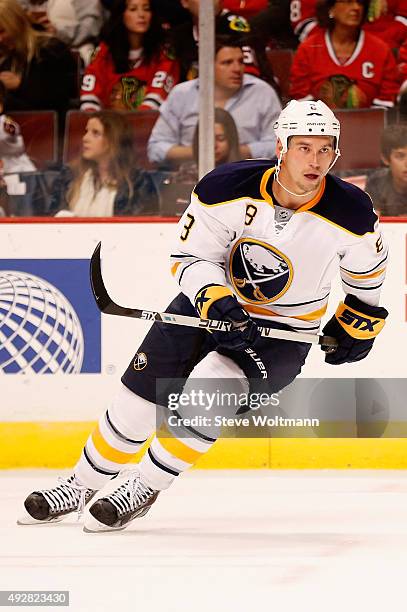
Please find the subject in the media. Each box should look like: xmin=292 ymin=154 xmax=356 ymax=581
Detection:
xmin=83 ymin=513 xmax=127 ymax=533
xmin=17 ymin=508 xmax=65 ymax=526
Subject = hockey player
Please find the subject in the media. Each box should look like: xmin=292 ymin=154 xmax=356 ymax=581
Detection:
xmin=19 ymin=100 xmax=388 ymax=532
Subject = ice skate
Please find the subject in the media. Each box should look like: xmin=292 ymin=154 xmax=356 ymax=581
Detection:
xmin=84 ymin=470 xmax=159 ymax=533
xmin=17 ymin=475 xmax=96 ymax=525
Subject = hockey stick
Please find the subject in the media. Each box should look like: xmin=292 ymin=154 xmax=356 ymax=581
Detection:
xmin=90 ymin=242 xmax=338 ymax=352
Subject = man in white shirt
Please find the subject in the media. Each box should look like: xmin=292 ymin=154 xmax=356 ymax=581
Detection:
xmin=147 ymin=39 xmax=282 ymax=165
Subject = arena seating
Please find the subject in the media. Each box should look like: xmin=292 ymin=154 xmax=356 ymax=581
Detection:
xmin=333 ymin=108 xmax=387 ymax=172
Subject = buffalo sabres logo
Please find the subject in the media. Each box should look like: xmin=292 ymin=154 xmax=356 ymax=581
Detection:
xmin=230 ymin=239 xmax=293 ymax=304
xmin=133 ymin=352 xmax=148 ymax=371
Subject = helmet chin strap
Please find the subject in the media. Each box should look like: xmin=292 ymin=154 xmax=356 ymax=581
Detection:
xmin=275 ymin=173 xmax=316 ymax=198
xmin=274 ymin=153 xmax=318 ymax=198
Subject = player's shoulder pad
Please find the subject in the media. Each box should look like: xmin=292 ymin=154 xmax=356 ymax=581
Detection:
xmin=193 ymin=159 xmax=275 ymax=206
xmin=311 ymin=174 xmax=378 ymax=235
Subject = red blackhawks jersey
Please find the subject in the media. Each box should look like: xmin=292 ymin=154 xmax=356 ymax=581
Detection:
xmin=289 ymin=29 xmax=399 ymax=108
xmin=289 ymin=0 xmax=318 ymax=41
xmin=290 ymin=0 xmax=406 ymax=48
xmin=80 ymin=43 xmax=180 ymax=112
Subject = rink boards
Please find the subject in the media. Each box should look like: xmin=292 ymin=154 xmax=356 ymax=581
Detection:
xmin=0 ymin=218 xmax=406 ymax=468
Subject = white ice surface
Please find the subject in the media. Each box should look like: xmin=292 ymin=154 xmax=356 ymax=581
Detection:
xmin=2 ymin=469 xmax=407 ymax=612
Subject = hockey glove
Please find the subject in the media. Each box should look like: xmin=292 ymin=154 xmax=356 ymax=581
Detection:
xmin=322 ymin=294 xmax=388 ymax=365
xmin=195 ymin=284 xmax=260 ymax=351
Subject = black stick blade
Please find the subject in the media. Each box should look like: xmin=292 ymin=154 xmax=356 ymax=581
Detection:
xmin=90 ymin=242 xmax=116 ymax=313
xmin=90 ymin=242 xmax=142 ymax=318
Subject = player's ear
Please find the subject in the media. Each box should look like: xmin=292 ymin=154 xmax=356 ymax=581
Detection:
xmin=381 ymin=154 xmax=390 ymax=167
xmin=276 ymin=139 xmax=283 ymax=158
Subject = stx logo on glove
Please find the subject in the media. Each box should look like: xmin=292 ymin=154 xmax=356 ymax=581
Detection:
xmin=339 ymin=309 xmax=381 ymax=331
xmin=335 ymin=302 xmax=386 ymax=339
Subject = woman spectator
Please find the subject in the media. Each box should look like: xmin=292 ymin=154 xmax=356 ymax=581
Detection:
xmin=50 ymin=110 xmax=158 ymax=216
xmin=0 ymin=0 xmax=76 ymax=113
xmin=17 ymin=0 xmax=104 ymax=66
xmin=177 ymin=107 xmax=243 ymax=180
xmin=193 ymin=107 xmax=243 ymax=166
xmin=80 ymin=0 xmax=180 ymax=112
xmin=289 ymin=0 xmax=399 ymax=108
xmin=288 ymin=0 xmax=406 ymax=49
xmin=159 ymin=108 xmax=243 ymax=215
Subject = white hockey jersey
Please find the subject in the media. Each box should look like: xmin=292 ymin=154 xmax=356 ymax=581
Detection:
xmin=171 ymin=159 xmax=388 ymax=333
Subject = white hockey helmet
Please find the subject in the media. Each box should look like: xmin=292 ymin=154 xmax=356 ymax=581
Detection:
xmin=274 ymin=100 xmax=341 ymax=160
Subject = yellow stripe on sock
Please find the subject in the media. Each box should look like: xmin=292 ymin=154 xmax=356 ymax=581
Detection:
xmin=158 ymin=433 xmax=205 ymax=465
xmin=91 ymin=425 xmax=138 ymax=464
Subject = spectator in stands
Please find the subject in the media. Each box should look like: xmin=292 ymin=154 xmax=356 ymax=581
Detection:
xmin=148 ymin=39 xmax=281 ymax=165
xmin=289 ymin=0 xmax=399 ymax=109
xmin=103 ymin=0 xmax=192 ymax=30
xmin=49 ymin=110 xmax=158 ymax=216
xmin=17 ymin=0 xmax=104 ymax=65
xmin=365 ymin=123 xmax=407 ymax=216
xmin=0 ymin=81 xmax=36 ymax=174
xmin=170 ymin=0 xmax=276 ymax=85
xmin=101 ymin=0 xmax=191 ymax=27
xmin=175 ymin=107 xmax=243 ymax=180
xmin=288 ymin=0 xmax=406 ymax=49
xmin=0 ymin=0 xmax=76 ymax=113
xmin=80 ymin=0 xmax=180 ymax=112
xmin=194 ymin=107 xmax=242 ymax=165
xmin=157 ymin=107 xmax=243 ymax=215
